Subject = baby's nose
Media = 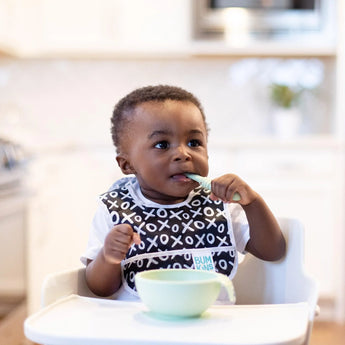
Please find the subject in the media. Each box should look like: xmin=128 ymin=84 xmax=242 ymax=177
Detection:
xmin=173 ymin=145 xmax=191 ymax=161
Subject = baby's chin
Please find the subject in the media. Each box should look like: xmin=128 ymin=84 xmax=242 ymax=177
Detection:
xmin=146 ymin=190 xmax=191 ymax=205
xmin=156 ymin=193 xmax=190 ymax=205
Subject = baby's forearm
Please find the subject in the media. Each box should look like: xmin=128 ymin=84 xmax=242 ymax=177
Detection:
xmin=242 ymin=196 xmax=286 ymax=261
xmin=85 ymin=250 xmax=122 ymax=297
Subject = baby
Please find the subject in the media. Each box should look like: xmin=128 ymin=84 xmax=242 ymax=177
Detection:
xmin=81 ymin=85 xmax=286 ymax=299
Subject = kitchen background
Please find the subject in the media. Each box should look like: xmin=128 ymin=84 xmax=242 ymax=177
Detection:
xmin=0 ymin=0 xmax=344 ymax=324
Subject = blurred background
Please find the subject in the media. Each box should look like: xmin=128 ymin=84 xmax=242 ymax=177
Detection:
xmin=0 ymin=0 xmax=344 ymax=328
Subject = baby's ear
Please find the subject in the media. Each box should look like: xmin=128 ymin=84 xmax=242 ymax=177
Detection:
xmin=116 ymin=153 xmax=136 ymax=175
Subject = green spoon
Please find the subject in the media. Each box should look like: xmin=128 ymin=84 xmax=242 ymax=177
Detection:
xmin=185 ymin=173 xmax=241 ymax=201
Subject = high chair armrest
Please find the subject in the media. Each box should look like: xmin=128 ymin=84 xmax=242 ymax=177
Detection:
xmin=41 ymin=267 xmax=90 ymax=307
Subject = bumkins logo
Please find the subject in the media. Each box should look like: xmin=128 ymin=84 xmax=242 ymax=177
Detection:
xmin=192 ymin=251 xmax=215 ymax=271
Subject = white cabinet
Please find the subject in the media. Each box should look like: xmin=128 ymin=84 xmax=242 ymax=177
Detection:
xmin=0 ymin=193 xmax=27 ymax=296
xmin=1 ymin=0 xmax=338 ymax=58
xmin=209 ymin=138 xmax=344 ymax=320
xmin=0 ymin=0 xmax=191 ymax=58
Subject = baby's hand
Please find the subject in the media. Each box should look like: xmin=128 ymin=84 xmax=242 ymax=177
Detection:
xmin=210 ymin=174 xmax=259 ymax=206
xmin=103 ymin=224 xmax=141 ymax=265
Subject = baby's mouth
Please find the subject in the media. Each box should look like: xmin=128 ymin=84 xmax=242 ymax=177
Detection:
xmin=171 ymin=174 xmax=192 ymax=182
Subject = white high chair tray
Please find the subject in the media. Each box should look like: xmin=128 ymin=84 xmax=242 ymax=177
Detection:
xmin=24 ymin=295 xmax=309 ymax=345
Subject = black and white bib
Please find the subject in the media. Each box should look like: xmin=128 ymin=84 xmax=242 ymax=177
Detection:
xmin=100 ymin=179 xmax=238 ymax=296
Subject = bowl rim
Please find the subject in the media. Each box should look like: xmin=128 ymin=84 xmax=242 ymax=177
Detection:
xmin=135 ymin=268 xmax=222 ymax=285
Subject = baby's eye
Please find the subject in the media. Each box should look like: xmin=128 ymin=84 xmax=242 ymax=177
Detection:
xmin=154 ymin=141 xmax=169 ymax=149
xmin=188 ymin=139 xmax=202 ymax=147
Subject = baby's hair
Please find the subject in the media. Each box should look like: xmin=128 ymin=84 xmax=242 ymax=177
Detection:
xmin=111 ymin=85 xmax=208 ymax=152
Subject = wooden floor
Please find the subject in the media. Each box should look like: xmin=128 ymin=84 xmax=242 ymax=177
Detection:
xmin=1 ymin=302 xmax=345 ymax=345
xmin=0 ymin=303 xmax=33 ymax=345
xmin=309 ymin=321 xmax=345 ymax=345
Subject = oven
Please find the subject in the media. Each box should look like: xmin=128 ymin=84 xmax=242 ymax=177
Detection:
xmin=193 ymin=0 xmax=334 ymax=40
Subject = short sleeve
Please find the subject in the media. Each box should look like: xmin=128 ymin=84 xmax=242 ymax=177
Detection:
xmin=228 ymin=203 xmax=250 ymax=254
xmin=80 ymin=200 xmax=113 ymax=265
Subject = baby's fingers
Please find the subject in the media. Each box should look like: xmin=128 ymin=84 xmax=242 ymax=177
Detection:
xmin=130 ymin=232 xmax=141 ymax=247
xmin=211 ymin=174 xmax=244 ymax=203
xmin=103 ymin=224 xmax=140 ymax=264
xmin=210 ymin=192 xmax=220 ymax=201
xmin=224 ymin=185 xmax=241 ymax=203
xmin=210 ymin=192 xmax=237 ymax=202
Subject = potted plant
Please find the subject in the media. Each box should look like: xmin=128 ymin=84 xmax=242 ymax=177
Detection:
xmin=270 ymin=83 xmax=303 ymax=138
xmin=270 ymin=83 xmax=302 ymax=109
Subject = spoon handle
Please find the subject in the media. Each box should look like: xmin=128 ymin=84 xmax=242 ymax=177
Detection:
xmin=185 ymin=173 xmax=212 ymax=189
xmin=185 ymin=173 xmax=241 ymax=201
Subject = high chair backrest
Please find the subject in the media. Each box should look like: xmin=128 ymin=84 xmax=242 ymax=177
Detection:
xmin=233 ymin=218 xmax=318 ymax=310
xmin=232 ymin=217 xmax=318 ymax=345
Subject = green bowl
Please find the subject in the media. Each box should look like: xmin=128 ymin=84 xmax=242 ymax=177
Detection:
xmin=135 ymin=269 xmax=235 ymax=318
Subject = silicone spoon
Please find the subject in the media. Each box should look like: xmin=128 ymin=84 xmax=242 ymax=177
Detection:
xmin=185 ymin=173 xmax=241 ymax=201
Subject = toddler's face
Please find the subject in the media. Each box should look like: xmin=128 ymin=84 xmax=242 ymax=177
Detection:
xmin=117 ymin=100 xmax=209 ymax=204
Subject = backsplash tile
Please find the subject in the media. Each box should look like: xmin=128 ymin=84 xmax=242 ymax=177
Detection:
xmin=0 ymin=58 xmax=335 ymax=151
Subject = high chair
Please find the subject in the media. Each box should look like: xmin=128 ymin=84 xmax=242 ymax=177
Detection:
xmin=31 ymin=217 xmax=318 ymax=345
